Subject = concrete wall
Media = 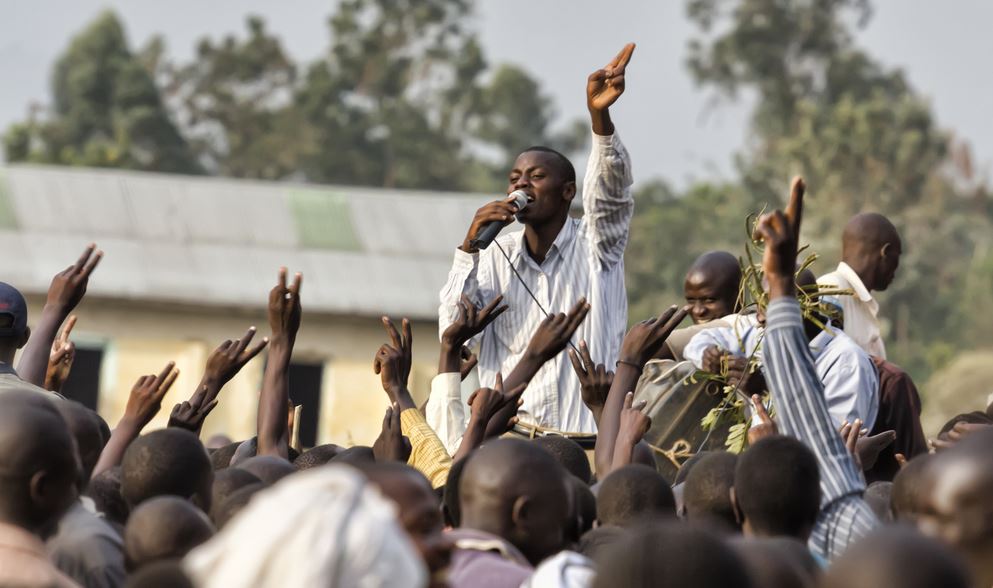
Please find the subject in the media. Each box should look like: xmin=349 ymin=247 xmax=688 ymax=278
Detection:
xmin=23 ymin=295 xmax=441 ymax=447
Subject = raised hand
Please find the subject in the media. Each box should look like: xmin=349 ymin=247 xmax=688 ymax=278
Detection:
xmin=587 ymin=43 xmax=635 ymax=113
xmin=747 ymin=394 xmax=778 ymax=445
xmin=372 ymin=405 xmax=412 ymax=463
xmin=46 ymin=244 xmax=103 ymax=314
xmin=610 ymin=392 xmax=652 ymax=472
xmin=568 ymin=340 xmax=613 ymax=424
xmin=203 ymin=327 xmax=269 ymax=390
xmin=753 ymin=177 xmax=805 ymax=299
xmin=268 ymin=268 xmax=302 ymax=344
xmin=121 ymin=362 xmax=180 ymax=431
xmin=459 ymin=346 xmax=478 ymax=381
xmin=524 ymin=298 xmax=591 ymax=363
xmin=168 ymin=385 xmax=219 ymax=434
xmin=455 ymin=373 xmax=526 ymax=461
xmin=443 ymin=295 xmax=508 ymax=349
xmin=461 ymin=200 xmax=522 ymax=253
xmin=375 ymin=317 xmax=415 ymax=409
xmin=618 ymin=305 xmax=689 ymax=368
xmin=45 ymin=315 xmax=77 ymax=392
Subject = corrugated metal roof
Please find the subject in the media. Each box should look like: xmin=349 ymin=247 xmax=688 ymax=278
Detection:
xmin=0 ymin=165 xmax=495 ymax=320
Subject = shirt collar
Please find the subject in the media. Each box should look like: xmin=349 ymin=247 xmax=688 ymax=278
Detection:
xmin=0 ymin=363 xmax=16 ymax=376
xmin=513 ymin=218 xmax=577 ymax=268
xmin=836 ymin=262 xmax=874 ymax=302
xmin=808 ymin=322 xmax=839 ymax=359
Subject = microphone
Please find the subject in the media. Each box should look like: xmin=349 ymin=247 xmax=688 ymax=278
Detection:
xmin=470 ymin=190 xmax=529 ymax=250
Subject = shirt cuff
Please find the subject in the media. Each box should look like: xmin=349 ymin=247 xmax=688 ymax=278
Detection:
xmin=453 ymin=248 xmax=479 ymax=271
xmin=591 ymin=129 xmax=619 ymax=149
xmin=430 ymin=372 xmax=463 ymax=402
xmin=765 ymin=298 xmax=804 ymax=331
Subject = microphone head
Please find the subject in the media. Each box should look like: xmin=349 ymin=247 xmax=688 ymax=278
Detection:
xmin=508 ymin=190 xmax=529 ymax=212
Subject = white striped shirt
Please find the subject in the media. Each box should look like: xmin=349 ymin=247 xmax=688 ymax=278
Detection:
xmin=438 ymin=131 xmax=633 ymax=433
xmin=763 ymin=298 xmax=878 ymax=560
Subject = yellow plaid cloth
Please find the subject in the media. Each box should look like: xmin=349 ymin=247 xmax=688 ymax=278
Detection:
xmin=400 ymin=408 xmax=452 ymax=488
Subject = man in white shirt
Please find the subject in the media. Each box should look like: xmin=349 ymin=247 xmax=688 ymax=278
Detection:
xmin=438 ymin=44 xmax=637 ymax=435
xmin=818 ymin=213 xmax=902 ymax=359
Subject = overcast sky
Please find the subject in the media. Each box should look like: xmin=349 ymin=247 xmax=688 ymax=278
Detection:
xmin=3 ymin=1 xmax=992 ymax=189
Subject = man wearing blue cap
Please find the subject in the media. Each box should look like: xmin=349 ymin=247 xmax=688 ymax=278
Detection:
xmin=0 ymin=281 xmax=51 ymax=395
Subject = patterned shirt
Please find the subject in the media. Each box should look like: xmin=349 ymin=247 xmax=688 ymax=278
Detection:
xmin=763 ymin=298 xmax=878 ymax=560
xmin=438 ymin=132 xmax=634 ymax=433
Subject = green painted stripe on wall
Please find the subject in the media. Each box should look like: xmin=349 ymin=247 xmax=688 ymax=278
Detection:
xmin=288 ymin=188 xmax=361 ymax=251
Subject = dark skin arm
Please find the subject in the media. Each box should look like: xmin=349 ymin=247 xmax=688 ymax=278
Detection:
xmin=594 ymin=305 xmax=688 ymax=476
xmin=568 ymin=340 xmax=613 ymax=426
xmin=257 ymin=268 xmax=302 ymax=459
xmin=92 ymin=362 xmax=178 ymax=477
xmin=376 ymin=317 xmax=417 ymax=411
xmin=587 ymin=43 xmax=635 ymax=136
xmin=18 ymin=244 xmax=102 ymax=386
xmin=608 ymin=392 xmax=651 ymax=475
xmin=452 ymin=373 xmax=526 ymax=462
xmin=439 ymin=295 xmax=507 ymax=374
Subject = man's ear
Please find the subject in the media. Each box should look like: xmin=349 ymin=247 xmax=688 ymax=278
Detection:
xmin=17 ymin=326 xmax=30 ymax=350
xmin=562 ymin=181 xmax=577 ymax=203
xmin=511 ymin=495 xmax=531 ymax=530
xmin=730 ymin=486 xmax=743 ymax=526
xmin=880 ymin=242 xmax=892 ymax=258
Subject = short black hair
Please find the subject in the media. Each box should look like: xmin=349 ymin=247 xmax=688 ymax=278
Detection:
xmin=293 ymin=444 xmax=343 ymax=470
xmin=121 ymin=429 xmax=212 ymax=509
xmin=521 ymin=146 xmax=576 ymax=184
xmin=442 ymin=456 xmax=470 ymax=528
xmin=567 ymin=474 xmax=596 ymax=543
xmin=673 ymin=451 xmax=710 ymax=486
xmin=597 ymin=464 xmax=675 ymax=528
xmin=533 ymin=436 xmax=591 ymax=484
xmin=592 ymin=523 xmax=754 ymax=588
xmin=212 ymin=482 xmax=265 ymax=529
xmin=577 ymin=525 xmax=624 ymax=561
xmin=684 ymin=451 xmax=739 ymax=531
xmin=330 ymin=445 xmax=375 ymax=466
xmin=85 ymin=466 xmax=129 ymax=529
xmin=236 ymin=455 xmax=296 ymax=485
xmin=209 ymin=468 xmax=261 ymax=526
xmin=123 ymin=560 xmax=194 ymax=588
xmin=734 ymin=436 xmax=819 ymax=539
xmin=210 ymin=441 xmax=241 ymax=471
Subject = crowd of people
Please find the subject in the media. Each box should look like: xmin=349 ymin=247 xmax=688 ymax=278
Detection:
xmin=1 ymin=42 xmax=991 ymax=588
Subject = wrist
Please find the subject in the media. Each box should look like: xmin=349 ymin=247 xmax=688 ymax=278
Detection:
xmin=588 ymin=107 xmax=614 ymax=136
xmin=766 ymin=275 xmax=795 ymax=301
xmin=41 ymin=303 xmax=69 ymax=321
xmin=391 ymin=386 xmax=416 ymax=411
xmin=116 ymin=416 xmax=143 ymax=437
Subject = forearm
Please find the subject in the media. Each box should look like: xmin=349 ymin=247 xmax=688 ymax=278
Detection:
xmin=439 ymin=251 xmax=482 ymax=339
xmin=438 ymin=341 xmax=461 ymax=375
xmin=400 ymin=408 xmax=452 ymax=488
xmin=501 ymin=352 xmax=543 ymax=395
xmin=16 ymin=305 xmax=66 ymax=386
xmin=589 ymin=108 xmax=613 ymax=137
xmin=257 ymin=341 xmax=291 ymax=458
xmin=92 ymin=421 xmax=140 ymax=478
xmin=425 ymin=372 xmax=466 ymax=455
xmin=594 ymin=363 xmax=641 ymax=475
xmin=763 ymin=298 xmax=865 ymax=504
xmin=582 ymin=122 xmax=634 ymax=265
xmin=452 ymin=419 xmax=485 ymax=463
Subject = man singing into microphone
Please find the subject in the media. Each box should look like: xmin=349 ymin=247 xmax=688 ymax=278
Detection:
xmin=438 ymin=44 xmax=636 ymax=436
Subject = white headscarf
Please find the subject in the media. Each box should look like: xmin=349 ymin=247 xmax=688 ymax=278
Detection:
xmin=184 ymin=465 xmax=427 ymax=588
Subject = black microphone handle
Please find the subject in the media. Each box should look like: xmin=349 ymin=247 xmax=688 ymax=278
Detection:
xmin=469 ymin=220 xmax=506 ymax=250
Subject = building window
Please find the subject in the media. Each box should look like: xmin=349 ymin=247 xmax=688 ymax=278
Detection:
xmin=288 ymin=361 xmax=323 ymax=449
xmin=62 ymin=347 xmax=103 ymax=411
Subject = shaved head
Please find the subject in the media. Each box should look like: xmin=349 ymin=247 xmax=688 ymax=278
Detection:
xmin=684 ymin=251 xmax=742 ymax=324
xmin=236 ymin=455 xmax=295 ymax=485
xmin=0 ymin=390 xmax=79 ymax=535
xmin=841 ymin=213 xmax=902 ymax=291
xmin=124 ymin=496 xmax=214 ymax=570
xmin=823 ymin=527 xmax=969 ymax=588
xmin=54 ymin=400 xmax=104 ymax=485
xmin=460 ymin=439 xmax=570 ymax=565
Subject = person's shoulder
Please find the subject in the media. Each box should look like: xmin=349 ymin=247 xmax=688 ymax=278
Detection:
xmin=817 ymin=269 xmax=846 ymax=287
xmin=0 ymin=374 xmax=62 ymax=399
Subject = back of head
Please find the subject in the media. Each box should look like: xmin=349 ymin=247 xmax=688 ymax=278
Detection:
xmin=0 ymin=389 xmax=79 ymax=533
xmin=864 ymin=481 xmax=894 ymax=523
xmin=891 ymin=453 xmax=935 ymax=522
xmin=184 ymin=466 xmax=427 ymax=588
xmin=841 ymin=213 xmax=902 ymax=291
xmin=567 ymin=475 xmax=596 ymax=543
xmin=212 ymin=483 xmax=265 ymax=529
xmin=593 ymin=523 xmax=753 ymax=588
xmin=121 ymin=428 xmax=212 ymax=509
xmin=533 ymin=436 xmax=592 ymax=484
xmin=734 ymin=436 xmax=819 ymax=540
xmin=209 ymin=468 xmax=261 ymax=522
xmin=731 ymin=538 xmax=815 ymax=588
xmin=55 ymin=400 xmax=104 ymax=484
xmin=330 ymin=445 xmax=376 ymax=466
xmin=293 ymin=443 xmax=343 ymax=470
xmin=684 ymin=451 xmax=739 ymax=531
xmin=236 ymin=455 xmax=295 ymax=485
xmin=123 ymin=560 xmax=195 ymax=588
xmin=442 ymin=456 xmax=469 ymax=528
xmin=0 ymin=282 xmax=29 ymax=357
xmin=125 ymin=496 xmax=214 ymax=570
xmin=822 ymin=526 xmax=970 ymax=588
xmin=85 ymin=466 xmax=128 ymax=529
xmin=597 ymin=464 xmax=675 ymax=528
xmin=577 ymin=525 xmax=624 ymax=561
xmin=673 ymin=451 xmax=710 ymax=486
xmin=210 ymin=441 xmax=241 ymax=471
xmin=460 ymin=438 xmax=570 ymax=565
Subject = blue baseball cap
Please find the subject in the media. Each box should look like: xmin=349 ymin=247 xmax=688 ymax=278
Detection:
xmin=0 ymin=282 xmax=28 ymax=338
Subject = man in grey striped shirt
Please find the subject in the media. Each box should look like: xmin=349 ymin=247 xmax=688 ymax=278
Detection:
xmin=438 ymin=44 xmax=637 ymax=434
xmin=753 ymin=177 xmax=878 ymax=561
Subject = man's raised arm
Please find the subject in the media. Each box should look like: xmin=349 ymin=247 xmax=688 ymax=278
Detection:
xmin=583 ymin=43 xmax=635 ymax=267
xmin=754 ymin=177 xmax=876 ymax=560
